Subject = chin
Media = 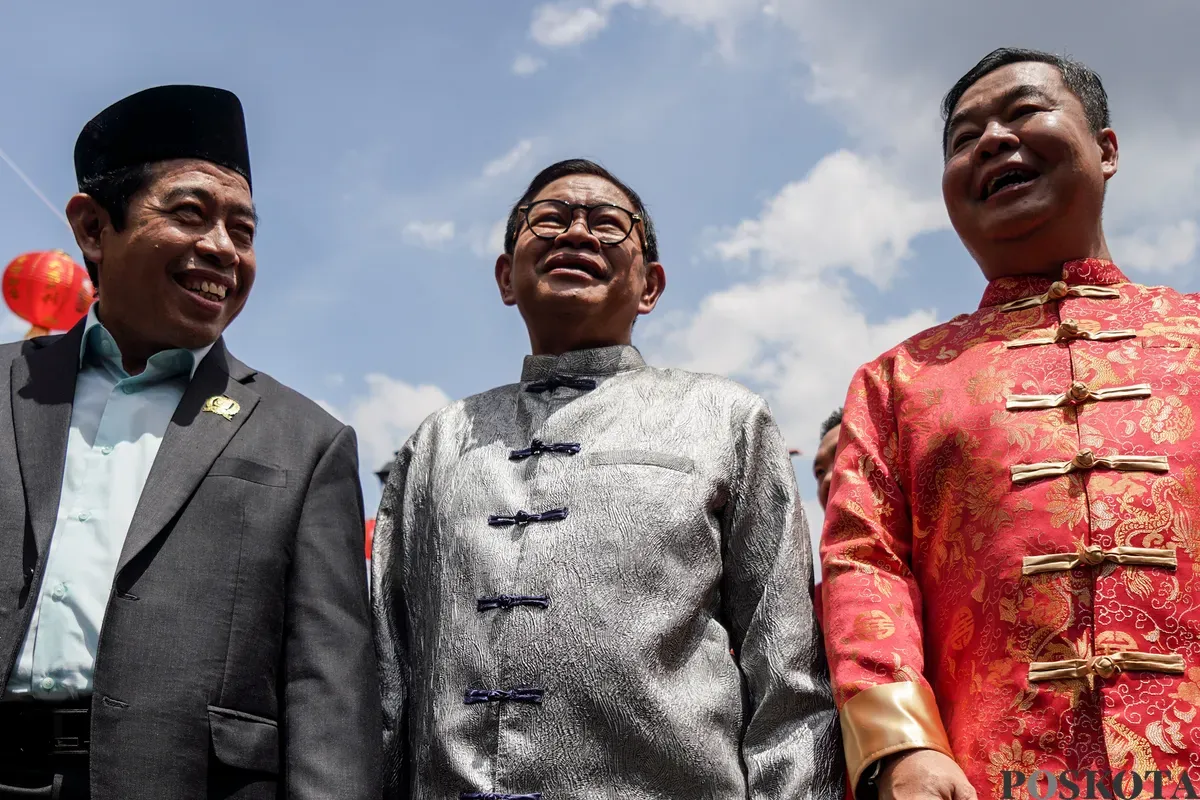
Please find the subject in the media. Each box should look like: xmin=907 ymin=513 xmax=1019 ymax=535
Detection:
xmin=974 ymin=203 xmax=1056 ymax=244
xmin=168 ymin=317 xmax=225 ymax=350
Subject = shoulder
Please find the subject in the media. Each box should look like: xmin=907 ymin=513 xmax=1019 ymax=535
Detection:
xmin=411 ymin=383 xmax=517 ymax=442
xmin=0 ymin=339 xmax=26 ymax=369
xmin=638 ymin=365 xmax=774 ymax=420
xmin=852 ymin=311 xmax=977 ymax=382
xmin=0 ymin=332 xmax=59 ymax=367
xmin=240 ymin=367 xmax=346 ymax=444
xmin=0 ymin=332 xmax=73 ymax=388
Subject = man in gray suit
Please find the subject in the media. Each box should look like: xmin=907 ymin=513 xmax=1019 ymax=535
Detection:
xmin=0 ymin=85 xmax=380 ymax=799
xmin=373 ymin=159 xmax=843 ymax=799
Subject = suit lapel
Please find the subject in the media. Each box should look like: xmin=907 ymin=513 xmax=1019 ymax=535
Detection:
xmin=118 ymin=340 xmax=260 ymax=571
xmin=11 ymin=323 xmax=85 ymax=558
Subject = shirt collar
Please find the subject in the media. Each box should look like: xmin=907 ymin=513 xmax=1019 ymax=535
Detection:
xmin=520 ymin=344 xmax=646 ymax=383
xmin=978 ymin=258 xmax=1130 ymax=309
xmin=80 ymin=305 xmax=214 ymax=381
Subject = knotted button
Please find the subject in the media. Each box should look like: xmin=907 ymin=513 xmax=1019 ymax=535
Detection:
xmin=1073 ymin=450 xmax=1097 ymax=469
xmin=1092 ymin=655 xmax=1119 ymax=679
xmin=1055 ymin=320 xmax=1083 ymax=342
xmin=1079 ymin=544 xmax=1106 ymax=566
xmin=1047 ymin=281 xmax=1070 ymax=300
xmin=1068 ymin=382 xmax=1092 ymax=404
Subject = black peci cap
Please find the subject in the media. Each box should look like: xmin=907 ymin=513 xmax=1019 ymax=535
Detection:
xmin=74 ymin=85 xmax=251 ymax=191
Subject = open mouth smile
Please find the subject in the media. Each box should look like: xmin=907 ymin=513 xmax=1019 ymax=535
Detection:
xmin=979 ymin=166 xmax=1040 ymax=201
xmin=543 ymin=253 xmax=607 ymax=280
xmin=173 ymin=271 xmax=235 ymax=306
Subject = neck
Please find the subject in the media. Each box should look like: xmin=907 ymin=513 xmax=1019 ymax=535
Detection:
xmin=526 ymin=323 xmax=632 ymax=357
xmin=94 ymin=303 xmax=158 ymax=376
xmin=977 ymin=225 xmax=1112 ymax=282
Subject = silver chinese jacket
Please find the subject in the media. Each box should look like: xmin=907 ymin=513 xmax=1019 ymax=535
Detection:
xmin=372 ymin=345 xmax=844 ymax=799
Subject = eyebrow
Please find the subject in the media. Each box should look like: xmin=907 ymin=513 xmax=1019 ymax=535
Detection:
xmin=947 ymin=84 xmax=1054 ymax=136
xmin=161 ymin=186 xmax=259 ymax=225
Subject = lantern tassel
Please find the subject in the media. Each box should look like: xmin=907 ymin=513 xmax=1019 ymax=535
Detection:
xmin=24 ymin=325 xmax=49 ymax=340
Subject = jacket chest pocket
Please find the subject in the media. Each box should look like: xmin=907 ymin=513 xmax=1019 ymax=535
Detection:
xmin=208 ymin=456 xmax=288 ymax=488
xmin=577 ymin=449 xmax=716 ymax=557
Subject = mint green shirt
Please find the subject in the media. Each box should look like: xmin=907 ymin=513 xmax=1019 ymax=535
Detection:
xmin=4 ymin=307 xmax=212 ymax=699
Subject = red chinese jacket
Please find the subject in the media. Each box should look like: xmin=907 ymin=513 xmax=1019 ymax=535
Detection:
xmin=822 ymin=259 xmax=1200 ymax=797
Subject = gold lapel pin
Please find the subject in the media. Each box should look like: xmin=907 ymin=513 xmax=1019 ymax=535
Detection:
xmin=202 ymin=395 xmax=241 ymax=421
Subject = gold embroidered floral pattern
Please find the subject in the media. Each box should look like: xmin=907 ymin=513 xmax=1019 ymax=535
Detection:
xmin=1138 ymin=395 xmax=1195 ymax=444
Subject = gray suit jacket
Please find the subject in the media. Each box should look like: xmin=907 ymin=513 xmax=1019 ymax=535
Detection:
xmin=0 ymin=322 xmax=381 ymax=800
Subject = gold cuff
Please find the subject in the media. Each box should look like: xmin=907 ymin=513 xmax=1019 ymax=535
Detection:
xmin=839 ymin=682 xmax=953 ymax=795
xmin=1023 ymin=545 xmax=1177 ymax=575
xmin=1028 ymin=650 xmax=1185 ymax=682
xmin=1006 ymin=382 xmax=1152 ymax=411
xmin=999 ymin=282 xmax=1121 ymax=313
xmin=1011 ymin=451 xmax=1169 ymax=484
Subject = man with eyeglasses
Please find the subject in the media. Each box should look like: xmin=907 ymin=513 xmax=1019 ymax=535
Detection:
xmin=372 ymin=158 xmax=843 ymax=799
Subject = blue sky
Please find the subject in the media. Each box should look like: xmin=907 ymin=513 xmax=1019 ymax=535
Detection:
xmin=3 ymin=1 xmax=1198 ymax=572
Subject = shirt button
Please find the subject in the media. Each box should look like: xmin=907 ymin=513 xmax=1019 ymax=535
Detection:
xmin=100 ymin=445 xmax=114 ymax=455
xmin=77 ymin=511 xmax=92 ymax=522
xmin=121 ymin=385 xmax=135 ymax=394
xmin=50 ymin=583 xmax=67 ymax=601
xmin=39 ymin=677 xmax=55 ymax=691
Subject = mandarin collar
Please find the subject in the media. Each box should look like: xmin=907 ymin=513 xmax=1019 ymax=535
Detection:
xmin=520 ymin=345 xmax=646 ymax=383
xmin=978 ymin=258 xmax=1129 ymax=309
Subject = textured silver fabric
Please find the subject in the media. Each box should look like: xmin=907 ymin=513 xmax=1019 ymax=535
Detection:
xmin=372 ymin=345 xmax=844 ymax=799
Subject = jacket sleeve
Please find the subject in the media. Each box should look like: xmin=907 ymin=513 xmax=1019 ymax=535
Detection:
xmin=723 ymin=396 xmax=846 ymax=800
xmin=283 ymin=424 xmax=383 ymax=799
xmin=371 ymin=429 xmax=425 ymax=799
xmin=819 ymin=357 xmax=952 ymax=796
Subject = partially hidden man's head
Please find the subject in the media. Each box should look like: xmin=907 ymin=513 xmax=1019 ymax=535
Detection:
xmin=940 ymin=48 xmax=1117 ymax=279
xmin=495 ymin=159 xmax=665 ymax=355
xmin=813 ymin=408 xmax=842 ymax=512
xmin=67 ymin=85 xmax=258 ymax=351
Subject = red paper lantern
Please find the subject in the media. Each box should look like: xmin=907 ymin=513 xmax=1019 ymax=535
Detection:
xmin=2 ymin=250 xmax=94 ymax=338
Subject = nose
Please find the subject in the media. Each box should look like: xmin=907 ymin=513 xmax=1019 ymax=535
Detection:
xmin=974 ymin=119 xmax=1020 ymax=163
xmin=194 ymin=221 xmax=239 ymax=268
xmin=554 ymin=209 xmax=601 ymax=251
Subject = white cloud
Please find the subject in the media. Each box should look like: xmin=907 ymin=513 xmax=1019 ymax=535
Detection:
xmin=1112 ymin=220 xmax=1199 ymax=274
xmin=528 ymin=0 xmax=754 ymax=57
xmin=648 ymin=157 xmax=945 ymax=461
xmin=327 ymin=374 xmax=453 ymax=477
xmin=512 ymin=53 xmax=546 ymax=76
xmin=647 ymin=277 xmax=936 ymax=443
xmin=482 ymin=139 xmax=535 ymax=180
xmin=530 ymin=3 xmax=614 ymax=48
xmin=402 ymin=220 xmax=456 ymax=249
xmin=469 ymin=219 xmax=509 ymax=258
xmin=714 ymin=151 xmax=948 ymax=287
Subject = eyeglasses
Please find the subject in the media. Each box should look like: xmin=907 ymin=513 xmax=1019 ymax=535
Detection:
xmin=518 ymin=199 xmax=642 ymax=246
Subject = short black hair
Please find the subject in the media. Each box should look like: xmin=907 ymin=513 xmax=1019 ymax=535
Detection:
xmin=77 ymin=162 xmax=154 ymax=287
xmin=503 ymin=159 xmax=658 ymax=264
xmin=819 ymin=408 xmax=843 ymax=441
xmin=941 ymin=48 xmax=1110 ymax=154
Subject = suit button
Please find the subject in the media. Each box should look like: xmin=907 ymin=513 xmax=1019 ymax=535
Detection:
xmin=39 ymin=677 xmax=55 ymax=691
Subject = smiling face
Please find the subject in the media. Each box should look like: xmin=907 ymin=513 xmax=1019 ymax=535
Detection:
xmin=68 ymin=158 xmax=256 ymax=362
xmin=495 ymin=173 xmax=665 ymax=355
xmin=941 ymin=61 xmax=1118 ymax=279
